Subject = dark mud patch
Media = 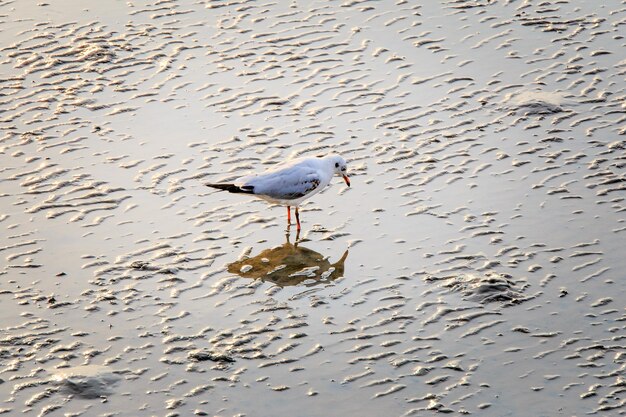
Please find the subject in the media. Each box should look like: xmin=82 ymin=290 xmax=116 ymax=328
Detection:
xmin=426 ymin=272 xmax=531 ymax=305
xmin=188 ymin=349 xmax=235 ymax=363
xmin=50 ymin=365 xmax=121 ymax=399
xmin=505 ymin=91 xmax=568 ymax=115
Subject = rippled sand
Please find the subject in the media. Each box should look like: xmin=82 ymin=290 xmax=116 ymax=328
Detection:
xmin=1 ymin=1 xmax=625 ymax=416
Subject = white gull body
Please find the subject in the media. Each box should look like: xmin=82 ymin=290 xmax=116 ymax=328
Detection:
xmin=207 ymin=154 xmax=350 ymax=229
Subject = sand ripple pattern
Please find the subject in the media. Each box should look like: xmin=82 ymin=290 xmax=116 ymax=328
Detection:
xmin=1 ymin=1 xmax=625 ymax=416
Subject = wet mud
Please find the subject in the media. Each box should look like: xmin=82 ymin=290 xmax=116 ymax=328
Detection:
xmin=1 ymin=1 xmax=625 ymax=416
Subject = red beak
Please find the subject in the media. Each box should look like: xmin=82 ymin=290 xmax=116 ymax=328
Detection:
xmin=342 ymin=175 xmax=350 ymax=187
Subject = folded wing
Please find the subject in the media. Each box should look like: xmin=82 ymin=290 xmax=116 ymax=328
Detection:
xmin=241 ymin=166 xmax=321 ymax=200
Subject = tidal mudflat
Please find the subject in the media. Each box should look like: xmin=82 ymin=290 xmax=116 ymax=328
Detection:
xmin=1 ymin=1 xmax=625 ymax=416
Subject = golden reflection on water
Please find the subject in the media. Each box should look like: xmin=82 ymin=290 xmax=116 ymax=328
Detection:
xmin=228 ymin=231 xmax=348 ymax=287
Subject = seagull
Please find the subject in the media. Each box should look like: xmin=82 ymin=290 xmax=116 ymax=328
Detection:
xmin=207 ymin=154 xmax=350 ymax=230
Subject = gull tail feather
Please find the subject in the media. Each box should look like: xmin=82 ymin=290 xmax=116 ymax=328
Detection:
xmin=206 ymin=183 xmax=254 ymax=194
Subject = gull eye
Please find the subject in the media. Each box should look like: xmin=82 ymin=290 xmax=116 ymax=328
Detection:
xmin=335 ymin=162 xmax=339 ymax=168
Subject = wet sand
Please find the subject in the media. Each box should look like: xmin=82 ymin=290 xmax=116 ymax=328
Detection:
xmin=1 ymin=1 xmax=625 ymax=416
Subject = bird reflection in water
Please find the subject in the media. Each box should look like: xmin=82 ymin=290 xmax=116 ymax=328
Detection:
xmin=228 ymin=231 xmax=348 ymax=287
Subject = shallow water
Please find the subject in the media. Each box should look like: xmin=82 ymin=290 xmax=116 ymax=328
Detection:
xmin=1 ymin=0 xmax=625 ymax=416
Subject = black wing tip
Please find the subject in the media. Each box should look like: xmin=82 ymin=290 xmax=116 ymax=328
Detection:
xmin=206 ymin=183 xmax=254 ymax=194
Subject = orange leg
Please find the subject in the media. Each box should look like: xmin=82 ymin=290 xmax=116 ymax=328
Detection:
xmin=287 ymin=206 xmax=291 ymax=225
xmin=295 ymin=207 xmax=301 ymax=231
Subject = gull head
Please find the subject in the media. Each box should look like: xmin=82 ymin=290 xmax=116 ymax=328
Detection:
xmin=328 ymin=154 xmax=350 ymax=187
